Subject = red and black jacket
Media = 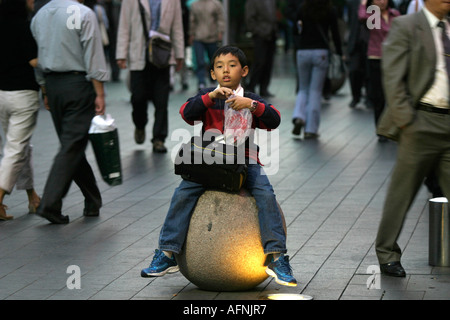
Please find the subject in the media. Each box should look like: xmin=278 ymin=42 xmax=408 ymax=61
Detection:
xmin=179 ymin=87 xmax=281 ymax=164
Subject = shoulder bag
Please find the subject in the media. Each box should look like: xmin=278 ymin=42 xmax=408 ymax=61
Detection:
xmin=174 ymin=135 xmax=248 ymax=193
xmin=138 ymin=0 xmax=172 ymax=68
xmin=316 ymin=24 xmax=346 ymax=86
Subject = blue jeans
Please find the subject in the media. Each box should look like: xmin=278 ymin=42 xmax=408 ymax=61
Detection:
xmin=193 ymin=40 xmax=218 ymax=86
xmin=158 ymin=164 xmax=287 ymax=255
xmin=292 ymin=49 xmax=329 ymax=134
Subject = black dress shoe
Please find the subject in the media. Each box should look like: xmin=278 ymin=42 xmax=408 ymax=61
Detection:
xmin=380 ymin=261 xmax=406 ymax=277
xmin=83 ymin=208 xmax=99 ymax=217
xmin=39 ymin=211 xmax=69 ymax=224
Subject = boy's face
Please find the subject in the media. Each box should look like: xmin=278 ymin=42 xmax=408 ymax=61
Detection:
xmin=210 ymin=53 xmax=249 ymax=90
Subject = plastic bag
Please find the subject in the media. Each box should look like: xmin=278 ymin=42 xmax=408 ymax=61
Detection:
xmin=224 ymin=94 xmax=252 ymax=146
xmin=89 ymin=114 xmax=116 ymax=133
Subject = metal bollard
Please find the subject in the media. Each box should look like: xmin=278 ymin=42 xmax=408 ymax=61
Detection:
xmin=429 ymin=197 xmax=450 ymax=267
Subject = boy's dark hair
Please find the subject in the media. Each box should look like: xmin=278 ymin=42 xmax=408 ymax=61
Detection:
xmin=210 ymin=46 xmax=248 ymax=71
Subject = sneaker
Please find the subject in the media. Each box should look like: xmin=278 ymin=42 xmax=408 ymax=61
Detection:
xmin=141 ymin=249 xmax=179 ymax=277
xmin=266 ymin=254 xmax=297 ymax=287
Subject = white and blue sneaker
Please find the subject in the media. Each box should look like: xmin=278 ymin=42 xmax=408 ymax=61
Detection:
xmin=266 ymin=254 xmax=297 ymax=287
xmin=141 ymin=249 xmax=179 ymax=277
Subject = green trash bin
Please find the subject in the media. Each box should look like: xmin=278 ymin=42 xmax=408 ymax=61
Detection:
xmin=89 ymin=128 xmax=122 ymax=186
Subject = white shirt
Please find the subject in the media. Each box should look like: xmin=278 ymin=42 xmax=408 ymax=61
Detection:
xmin=420 ymin=7 xmax=450 ymax=108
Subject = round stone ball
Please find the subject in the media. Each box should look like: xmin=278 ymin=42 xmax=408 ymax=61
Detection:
xmin=175 ymin=189 xmax=285 ymax=292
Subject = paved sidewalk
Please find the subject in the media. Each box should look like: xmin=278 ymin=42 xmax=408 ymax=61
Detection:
xmin=1 ymin=50 xmax=449 ymax=303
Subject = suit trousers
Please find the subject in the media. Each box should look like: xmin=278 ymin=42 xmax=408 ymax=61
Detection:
xmin=130 ymin=62 xmax=170 ymax=142
xmin=0 ymin=90 xmax=39 ymax=193
xmin=375 ymin=110 xmax=450 ymax=264
xmin=38 ymin=73 xmax=101 ymax=215
xmin=347 ymin=42 xmax=368 ymax=105
xmin=367 ymin=59 xmax=385 ymax=127
xmin=247 ymin=35 xmax=276 ymax=95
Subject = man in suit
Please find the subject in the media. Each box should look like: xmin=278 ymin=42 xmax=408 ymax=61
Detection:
xmin=245 ymin=0 xmax=278 ymax=98
xmin=116 ymin=0 xmax=184 ymax=152
xmin=376 ymin=0 xmax=450 ymax=276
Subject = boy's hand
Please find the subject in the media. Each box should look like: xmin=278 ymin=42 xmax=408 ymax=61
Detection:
xmin=225 ymin=96 xmax=253 ymax=111
xmin=208 ymin=87 xmax=234 ymax=100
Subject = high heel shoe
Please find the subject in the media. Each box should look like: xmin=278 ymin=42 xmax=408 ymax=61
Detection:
xmin=28 ymin=197 xmax=41 ymax=214
xmin=0 ymin=204 xmax=13 ymax=221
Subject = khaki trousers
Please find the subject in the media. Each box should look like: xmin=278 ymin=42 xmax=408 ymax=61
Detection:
xmin=376 ymin=109 xmax=450 ymax=264
xmin=0 ymin=90 xmax=39 ymax=193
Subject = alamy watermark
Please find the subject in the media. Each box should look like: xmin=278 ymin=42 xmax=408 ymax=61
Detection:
xmin=366 ymin=5 xmax=383 ymax=30
xmin=66 ymin=5 xmax=81 ymax=30
xmin=66 ymin=265 xmax=81 ymax=290
xmin=366 ymin=265 xmax=381 ymax=290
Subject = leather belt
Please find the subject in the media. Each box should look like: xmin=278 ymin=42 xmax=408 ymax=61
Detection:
xmin=45 ymin=71 xmax=86 ymax=77
xmin=417 ymin=103 xmax=450 ymax=115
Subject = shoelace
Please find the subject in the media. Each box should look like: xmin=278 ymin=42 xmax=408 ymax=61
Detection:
xmin=150 ymin=250 xmax=165 ymax=266
xmin=275 ymin=255 xmax=293 ymax=275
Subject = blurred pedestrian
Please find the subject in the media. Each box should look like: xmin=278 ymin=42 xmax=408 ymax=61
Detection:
xmin=31 ymin=0 xmax=109 ymax=224
xmin=285 ymin=0 xmax=304 ymax=93
xmin=245 ymin=0 xmax=278 ymax=98
xmin=116 ymin=0 xmax=184 ymax=153
xmin=104 ymin=0 xmax=122 ymax=82
xmin=291 ymin=0 xmax=342 ymax=139
xmin=178 ymin=0 xmax=190 ymax=91
xmin=347 ymin=0 xmax=369 ymax=109
xmin=376 ymin=0 xmax=450 ymax=277
xmin=85 ymin=0 xmax=111 ymax=51
xmin=189 ymin=0 xmax=224 ymax=91
xmin=0 ymin=0 xmax=41 ymax=220
xmin=358 ymin=0 xmax=399 ymax=142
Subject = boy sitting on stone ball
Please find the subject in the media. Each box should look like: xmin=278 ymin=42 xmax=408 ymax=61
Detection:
xmin=140 ymin=46 xmax=297 ymax=287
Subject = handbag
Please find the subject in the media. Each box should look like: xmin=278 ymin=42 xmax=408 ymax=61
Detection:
xmin=89 ymin=115 xmax=122 ymax=186
xmin=95 ymin=5 xmax=109 ymax=46
xmin=174 ymin=136 xmax=247 ymax=192
xmin=316 ymin=24 xmax=346 ymax=85
xmin=148 ymin=35 xmax=172 ymax=68
xmin=327 ymin=52 xmax=345 ymax=81
xmin=138 ymin=0 xmax=172 ymax=68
